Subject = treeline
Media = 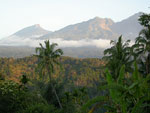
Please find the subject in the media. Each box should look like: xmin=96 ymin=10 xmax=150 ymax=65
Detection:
xmin=0 ymin=56 xmax=105 ymax=87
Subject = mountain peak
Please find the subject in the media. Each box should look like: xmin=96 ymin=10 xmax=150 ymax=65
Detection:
xmin=90 ymin=17 xmax=114 ymax=25
xmin=34 ymin=24 xmax=41 ymax=28
xmin=93 ymin=16 xmax=101 ymax=20
xmin=86 ymin=16 xmax=114 ymax=31
xmin=13 ymin=24 xmax=51 ymax=38
xmin=134 ymin=12 xmax=144 ymax=16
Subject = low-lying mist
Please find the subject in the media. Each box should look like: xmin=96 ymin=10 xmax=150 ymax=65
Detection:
xmin=0 ymin=36 xmax=111 ymax=48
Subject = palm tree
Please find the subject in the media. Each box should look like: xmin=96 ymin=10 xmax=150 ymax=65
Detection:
xmin=103 ymin=36 xmax=133 ymax=79
xmin=133 ymin=13 xmax=150 ymax=74
xmin=35 ymin=40 xmax=63 ymax=109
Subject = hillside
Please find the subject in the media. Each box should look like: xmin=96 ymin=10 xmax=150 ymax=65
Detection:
xmin=0 ymin=56 xmax=105 ymax=87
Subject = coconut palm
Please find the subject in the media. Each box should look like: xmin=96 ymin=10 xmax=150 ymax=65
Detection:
xmin=133 ymin=13 xmax=150 ymax=74
xmin=103 ymin=36 xmax=133 ymax=79
xmin=35 ymin=40 xmax=63 ymax=109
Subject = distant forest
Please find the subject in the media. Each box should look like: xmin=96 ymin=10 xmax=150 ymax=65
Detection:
xmin=0 ymin=56 xmax=105 ymax=87
xmin=0 ymin=46 xmax=104 ymax=58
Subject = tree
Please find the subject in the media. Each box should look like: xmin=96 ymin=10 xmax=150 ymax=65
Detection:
xmin=82 ymin=63 xmax=150 ymax=113
xmin=133 ymin=13 xmax=150 ymax=74
xmin=103 ymin=36 xmax=133 ymax=79
xmin=138 ymin=13 xmax=150 ymax=27
xmin=35 ymin=40 xmax=63 ymax=109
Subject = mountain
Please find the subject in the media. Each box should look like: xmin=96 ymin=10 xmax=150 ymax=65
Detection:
xmin=40 ymin=17 xmax=118 ymax=40
xmin=13 ymin=24 xmax=51 ymax=38
xmin=0 ymin=24 xmax=51 ymax=46
xmin=110 ymin=12 xmax=143 ymax=40
xmin=0 ymin=12 xmax=144 ymax=58
xmin=0 ymin=12 xmax=143 ymax=46
xmin=40 ymin=12 xmax=143 ymax=41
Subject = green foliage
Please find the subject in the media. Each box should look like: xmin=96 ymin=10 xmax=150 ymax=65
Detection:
xmin=82 ymin=96 xmax=108 ymax=113
xmin=35 ymin=40 xmax=63 ymax=77
xmin=103 ymin=35 xmax=133 ymax=79
xmin=0 ymin=78 xmax=51 ymax=113
xmin=22 ymin=103 xmax=58 ymax=113
xmin=132 ymin=13 xmax=150 ymax=75
xmin=35 ymin=40 xmax=63 ymax=109
xmin=20 ymin=74 xmax=29 ymax=85
xmin=61 ymin=87 xmax=89 ymax=113
xmin=117 ymin=65 xmax=125 ymax=85
xmin=0 ymin=80 xmax=26 ymax=113
xmin=138 ymin=13 xmax=150 ymax=27
xmin=84 ymin=62 xmax=150 ymax=113
xmin=43 ymin=81 xmax=64 ymax=107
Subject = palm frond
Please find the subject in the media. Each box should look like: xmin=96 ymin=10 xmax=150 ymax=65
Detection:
xmin=81 ymin=96 xmax=108 ymax=112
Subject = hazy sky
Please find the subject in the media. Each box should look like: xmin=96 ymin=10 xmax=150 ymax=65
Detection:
xmin=0 ymin=0 xmax=149 ymax=38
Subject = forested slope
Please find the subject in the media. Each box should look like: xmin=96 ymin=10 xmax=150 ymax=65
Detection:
xmin=0 ymin=56 xmax=105 ymax=87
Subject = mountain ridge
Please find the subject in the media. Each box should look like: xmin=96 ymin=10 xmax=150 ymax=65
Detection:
xmin=110 ymin=12 xmax=143 ymax=40
xmin=0 ymin=12 xmax=145 ymax=58
xmin=0 ymin=12 xmax=143 ymax=47
xmin=39 ymin=12 xmax=143 ymax=41
xmin=40 ymin=17 xmax=117 ymax=40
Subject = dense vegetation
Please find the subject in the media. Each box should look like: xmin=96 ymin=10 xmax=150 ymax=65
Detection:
xmin=0 ymin=56 xmax=104 ymax=87
xmin=0 ymin=51 xmax=104 ymax=113
xmin=0 ymin=13 xmax=150 ymax=113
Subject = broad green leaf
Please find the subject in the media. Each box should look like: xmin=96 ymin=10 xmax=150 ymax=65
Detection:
xmin=117 ymin=65 xmax=125 ymax=85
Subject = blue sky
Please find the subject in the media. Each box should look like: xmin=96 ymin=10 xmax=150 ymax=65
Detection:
xmin=0 ymin=0 xmax=149 ymax=38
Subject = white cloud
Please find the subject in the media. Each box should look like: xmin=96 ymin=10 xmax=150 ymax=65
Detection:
xmin=40 ymin=38 xmax=111 ymax=48
xmin=0 ymin=36 xmax=111 ymax=48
